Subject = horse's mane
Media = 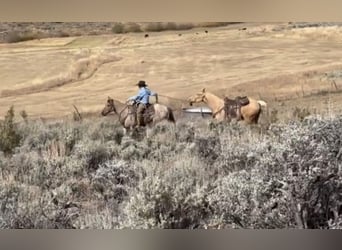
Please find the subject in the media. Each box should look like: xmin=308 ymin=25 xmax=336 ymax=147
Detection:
xmin=111 ymin=98 xmax=125 ymax=110
xmin=205 ymin=91 xmax=225 ymax=102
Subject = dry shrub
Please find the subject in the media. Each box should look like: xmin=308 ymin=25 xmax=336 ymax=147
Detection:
xmin=0 ymin=182 xmax=79 ymax=228
xmin=208 ymin=170 xmax=288 ymax=228
xmin=121 ymin=158 xmax=211 ymax=229
xmin=292 ymin=106 xmax=311 ymax=121
xmin=73 ymin=140 xmax=111 ymax=172
xmin=0 ymin=111 xmax=341 ymax=228
xmin=263 ymin=108 xmax=279 ymax=125
xmin=124 ymin=23 xmax=142 ymax=33
xmin=163 ymin=22 xmax=178 ymax=30
xmin=268 ymin=116 xmax=342 ymax=228
xmin=112 ymin=22 xmax=142 ymax=33
xmin=1 ymin=23 xmax=234 ymax=43
xmin=141 ymin=22 xmax=202 ymax=32
xmin=55 ymin=30 xmax=70 ymax=37
xmin=174 ymin=23 xmax=194 ymax=30
xmin=195 ymin=136 xmax=221 ymax=164
xmin=196 ymin=22 xmax=238 ymax=28
xmin=91 ymin=160 xmax=142 ymax=203
xmin=143 ymin=22 xmax=165 ymax=32
xmin=4 ymin=31 xmax=43 ymax=43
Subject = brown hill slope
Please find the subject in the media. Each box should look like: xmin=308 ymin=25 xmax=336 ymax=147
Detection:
xmin=1 ymin=22 xmax=342 ymax=119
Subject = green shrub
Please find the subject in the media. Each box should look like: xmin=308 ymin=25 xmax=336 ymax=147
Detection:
xmin=0 ymin=106 xmax=21 ymax=155
xmin=19 ymin=110 xmax=28 ymax=123
xmin=112 ymin=23 xmax=125 ymax=34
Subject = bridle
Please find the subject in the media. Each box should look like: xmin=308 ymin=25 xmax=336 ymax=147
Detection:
xmin=190 ymin=93 xmax=207 ymax=106
xmin=199 ymin=94 xmax=207 ymax=103
xmin=190 ymin=93 xmax=224 ymax=119
xmin=106 ymin=100 xmax=118 ymax=115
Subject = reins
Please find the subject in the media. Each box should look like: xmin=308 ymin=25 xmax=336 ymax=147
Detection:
xmin=109 ymin=101 xmax=129 ymax=122
xmin=158 ymin=94 xmax=189 ymax=103
xmin=211 ymin=106 xmax=225 ymax=119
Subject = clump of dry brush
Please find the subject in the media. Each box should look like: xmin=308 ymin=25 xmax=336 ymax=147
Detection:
xmin=0 ymin=108 xmax=341 ymax=229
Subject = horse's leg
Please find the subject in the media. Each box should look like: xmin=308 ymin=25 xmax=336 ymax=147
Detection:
xmin=151 ymin=118 xmax=157 ymax=128
xmin=145 ymin=125 xmax=153 ymax=138
xmin=244 ymin=114 xmax=257 ymax=124
xmin=167 ymin=107 xmax=176 ymax=124
xmin=130 ymin=125 xmax=135 ymax=136
xmin=253 ymin=112 xmax=261 ymax=124
xmin=243 ymin=107 xmax=261 ymax=124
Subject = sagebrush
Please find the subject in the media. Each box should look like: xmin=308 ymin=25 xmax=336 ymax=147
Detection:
xmin=0 ymin=108 xmax=341 ymax=229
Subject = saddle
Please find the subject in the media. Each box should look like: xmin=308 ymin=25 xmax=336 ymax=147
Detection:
xmin=132 ymin=103 xmax=155 ymax=126
xmin=142 ymin=104 xmax=155 ymax=125
xmin=223 ymin=96 xmax=249 ymax=121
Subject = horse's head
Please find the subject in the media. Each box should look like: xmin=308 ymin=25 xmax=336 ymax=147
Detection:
xmin=101 ymin=96 xmax=117 ymax=116
xmin=188 ymin=88 xmax=207 ymax=106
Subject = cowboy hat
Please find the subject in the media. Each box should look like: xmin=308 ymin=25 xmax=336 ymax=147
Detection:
xmin=136 ymin=80 xmax=147 ymax=87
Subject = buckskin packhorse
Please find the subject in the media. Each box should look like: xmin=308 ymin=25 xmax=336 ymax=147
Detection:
xmin=188 ymin=88 xmax=267 ymax=124
xmin=101 ymin=97 xmax=176 ymax=132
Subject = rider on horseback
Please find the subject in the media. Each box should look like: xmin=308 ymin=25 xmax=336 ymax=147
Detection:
xmin=127 ymin=80 xmax=158 ymax=127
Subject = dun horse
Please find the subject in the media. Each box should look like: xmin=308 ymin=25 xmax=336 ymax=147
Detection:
xmin=188 ymin=88 xmax=267 ymax=124
xmin=101 ymin=97 xmax=175 ymax=131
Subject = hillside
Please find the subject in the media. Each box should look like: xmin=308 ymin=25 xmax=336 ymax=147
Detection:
xmin=1 ymin=22 xmax=342 ymax=119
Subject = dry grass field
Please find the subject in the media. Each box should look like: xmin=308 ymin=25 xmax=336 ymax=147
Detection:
xmin=1 ymin=22 xmax=342 ymax=120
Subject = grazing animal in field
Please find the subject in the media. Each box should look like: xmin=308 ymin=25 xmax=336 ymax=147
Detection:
xmin=188 ymin=88 xmax=267 ymax=124
xmin=101 ymin=97 xmax=175 ymax=132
